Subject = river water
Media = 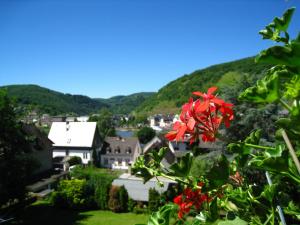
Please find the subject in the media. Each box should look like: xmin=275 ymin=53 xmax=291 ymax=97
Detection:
xmin=116 ymin=129 xmax=134 ymax=138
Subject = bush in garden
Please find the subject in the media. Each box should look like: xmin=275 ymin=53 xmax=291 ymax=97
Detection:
xmin=108 ymin=185 xmax=121 ymax=212
xmin=50 ymin=179 xmax=93 ymax=210
xmin=133 ymin=201 xmax=148 ymax=214
xmin=128 ymin=198 xmax=137 ymax=212
xmin=148 ymin=188 xmax=161 ymax=213
xmin=118 ymin=185 xmax=129 ymax=212
xmin=68 ymin=156 xmax=82 ymax=166
xmin=132 ymin=8 xmax=300 ymax=225
xmin=94 ymin=182 xmax=110 ymax=210
xmin=70 ymin=166 xmax=119 ymax=210
xmin=108 ymin=185 xmax=129 ymax=212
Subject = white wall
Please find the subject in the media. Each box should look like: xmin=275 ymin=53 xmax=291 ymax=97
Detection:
xmin=53 ymin=149 xmax=91 ymax=164
xmin=69 ymin=150 xmax=91 ymax=164
xmin=53 ymin=149 xmax=66 ymax=158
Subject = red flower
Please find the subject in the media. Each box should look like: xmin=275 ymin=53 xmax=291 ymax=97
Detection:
xmin=165 ymin=86 xmax=234 ymax=143
xmin=173 ymin=186 xmax=210 ymax=219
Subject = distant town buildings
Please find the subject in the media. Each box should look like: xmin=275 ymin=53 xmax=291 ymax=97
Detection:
xmin=148 ymin=114 xmax=178 ymax=131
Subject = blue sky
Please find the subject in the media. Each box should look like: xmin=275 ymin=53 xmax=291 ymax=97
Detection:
xmin=0 ymin=0 xmax=300 ymax=98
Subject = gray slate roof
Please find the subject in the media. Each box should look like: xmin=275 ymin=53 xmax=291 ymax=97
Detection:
xmin=104 ymin=137 xmax=139 ymax=156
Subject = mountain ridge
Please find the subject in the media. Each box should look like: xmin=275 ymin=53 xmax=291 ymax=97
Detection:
xmin=0 ymin=84 xmax=155 ymax=115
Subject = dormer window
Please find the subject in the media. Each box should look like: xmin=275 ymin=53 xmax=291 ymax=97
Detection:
xmin=126 ymin=147 xmax=132 ymax=154
xmin=106 ymin=147 xmax=112 ymax=153
xmin=115 ymin=146 xmax=121 ymax=154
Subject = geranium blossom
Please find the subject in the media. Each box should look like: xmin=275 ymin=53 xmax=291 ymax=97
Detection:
xmin=166 ymin=86 xmax=234 ymax=143
xmin=173 ymin=184 xmax=210 ymax=219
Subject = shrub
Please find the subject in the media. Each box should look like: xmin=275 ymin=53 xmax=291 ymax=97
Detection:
xmin=67 ymin=166 xmax=120 ymax=210
xmin=148 ymin=188 xmax=161 ymax=213
xmin=94 ymin=181 xmax=111 ymax=210
xmin=118 ymin=185 xmax=128 ymax=212
xmin=133 ymin=201 xmax=148 ymax=214
xmin=128 ymin=198 xmax=137 ymax=212
xmin=137 ymin=127 xmax=156 ymax=144
xmin=108 ymin=185 xmax=129 ymax=212
xmin=68 ymin=156 xmax=82 ymax=166
xmin=50 ymin=179 xmax=93 ymax=210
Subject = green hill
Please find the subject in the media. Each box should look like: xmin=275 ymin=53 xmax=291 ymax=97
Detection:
xmin=0 ymin=84 xmax=155 ymax=115
xmin=134 ymin=57 xmax=271 ymax=115
xmin=96 ymin=92 xmax=155 ymax=114
xmin=0 ymin=84 xmax=108 ymax=115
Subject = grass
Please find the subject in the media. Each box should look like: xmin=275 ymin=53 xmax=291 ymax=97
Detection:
xmin=16 ymin=201 xmax=148 ymax=225
xmin=78 ymin=211 xmax=148 ymax=225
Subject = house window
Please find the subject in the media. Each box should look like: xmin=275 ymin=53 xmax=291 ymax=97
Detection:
xmin=126 ymin=147 xmax=132 ymax=154
xmin=83 ymin=152 xmax=88 ymax=159
xmin=106 ymin=147 xmax=111 ymax=153
xmin=115 ymin=146 xmax=121 ymax=154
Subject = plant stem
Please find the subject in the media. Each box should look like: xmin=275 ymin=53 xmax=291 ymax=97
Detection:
xmin=279 ymin=99 xmax=292 ymax=112
xmin=281 ymin=130 xmax=300 ymax=175
xmin=244 ymin=143 xmax=276 ymax=150
xmin=263 ymin=212 xmax=273 ymax=225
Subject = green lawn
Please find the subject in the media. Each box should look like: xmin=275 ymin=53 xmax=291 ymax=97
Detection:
xmin=78 ymin=211 xmax=148 ymax=225
xmin=17 ymin=201 xmax=148 ymax=225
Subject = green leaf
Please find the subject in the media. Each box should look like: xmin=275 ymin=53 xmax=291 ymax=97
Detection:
xmin=259 ymin=7 xmax=295 ymax=43
xmin=265 ymin=144 xmax=284 ymax=157
xmin=244 ymin=129 xmax=262 ymax=145
xmin=239 ymin=71 xmax=280 ymax=103
xmin=284 ymin=74 xmax=300 ymax=99
xmin=131 ymin=156 xmax=155 ymax=183
xmin=206 ymin=155 xmax=230 ymax=188
xmin=284 ymin=201 xmax=300 ymax=221
xmin=168 ymin=152 xmax=194 ymax=177
xmin=216 ymin=217 xmax=248 ymax=225
xmin=248 ymin=150 xmax=289 ymax=173
xmin=147 ymin=204 xmax=177 ymax=225
xmin=259 ymin=184 xmax=277 ymax=203
xmin=256 ymin=39 xmax=300 ymax=70
xmin=210 ymin=198 xmax=219 ymax=222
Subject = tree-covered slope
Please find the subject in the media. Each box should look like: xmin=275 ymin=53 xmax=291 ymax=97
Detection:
xmin=96 ymin=92 xmax=155 ymax=114
xmin=1 ymin=84 xmax=108 ymax=115
xmin=0 ymin=84 xmax=155 ymax=115
xmin=135 ymin=57 xmax=271 ymax=115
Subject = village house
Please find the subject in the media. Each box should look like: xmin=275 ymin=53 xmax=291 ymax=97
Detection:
xmin=48 ymin=122 xmax=102 ymax=165
xmin=143 ymin=136 xmax=175 ymax=168
xmin=101 ymin=136 xmax=141 ymax=170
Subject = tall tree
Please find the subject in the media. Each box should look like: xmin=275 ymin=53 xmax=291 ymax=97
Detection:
xmin=137 ymin=127 xmax=156 ymax=144
xmin=0 ymin=90 xmax=35 ymax=206
xmin=89 ymin=108 xmax=116 ymax=139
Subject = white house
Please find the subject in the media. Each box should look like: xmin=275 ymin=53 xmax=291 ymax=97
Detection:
xmin=48 ymin=122 xmax=102 ymax=165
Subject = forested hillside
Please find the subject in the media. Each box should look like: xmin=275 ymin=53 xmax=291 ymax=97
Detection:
xmin=96 ymin=92 xmax=155 ymax=114
xmin=0 ymin=84 xmax=108 ymax=115
xmin=0 ymin=84 xmax=154 ymax=115
xmin=135 ymin=57 xmax=271 ymax=115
